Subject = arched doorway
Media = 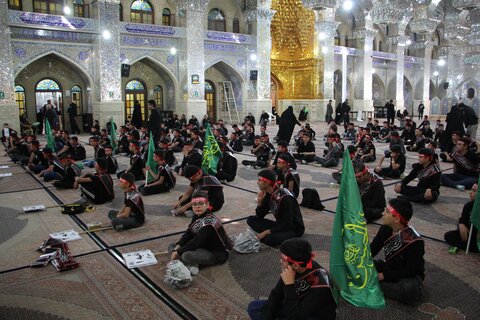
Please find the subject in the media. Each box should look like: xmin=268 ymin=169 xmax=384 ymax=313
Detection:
xmin=205 ymin=80 xmax=216 ymax=121
xmin=15 ymin=85 xmax=26 ymax=117
xmin=154 ymin=85 xmax=163 ymax=110
xmin=125 ymin=80 xmax=147 ymax=123
xmin=372 ymin=73 xmax=385 ymax=107
xmin=204 ymin=61 xmax=245 ymax=122
xmin=35 ymin=78 xmax=63 ymax=128
xmin=403 ymin=76 xmax=413 ymax=114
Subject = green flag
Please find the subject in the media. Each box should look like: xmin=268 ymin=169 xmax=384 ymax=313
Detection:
xmin=329 ymin=150 xmax=385 ymax=308
xmin=469 ymin=176 xmax=480 ymax=251
xmin=145 ymin=132 xmax=157 ymax=184
xmin=201 ymin=123 xmax=222 ymax=175
xmin=45 ymin=119 xmax=56 ymax=151
xmin=109 ymin=117 xmax=117 ymax=150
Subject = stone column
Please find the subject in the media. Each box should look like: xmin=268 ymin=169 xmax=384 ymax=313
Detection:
xmin=387 ymin=23 xmax=407 ymax=111
xmin=422 ymin=42 xmax=434 ymax=116
xmin=316 ymin=8 xmax=338 ymax=103
xmin=0 ymin=0 xmax=19 ymax=131
xmin=353 ymin=27 xmax=377 ymax=120
xmin=92 ymin=0 xmax=123 ymax=128
xmin=341 ymin=48 xmax=348 ymax=102
xmin=177 ymin=0 xmax=210 ymax=120
xmin=246 ymin=1 xmax=275 ymax=120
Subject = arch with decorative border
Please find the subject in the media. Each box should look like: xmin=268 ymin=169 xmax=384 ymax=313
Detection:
xmin=13 ymin=50 xmax=93 ymax=89
xmin=128 ymin=55 xmax=180 ymax=95
xmin=204 ymin=58 xmax=246 ymax=83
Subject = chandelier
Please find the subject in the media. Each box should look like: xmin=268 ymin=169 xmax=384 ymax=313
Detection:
xmin=301 ymin=0 xmax=337 ymax=10
xmin=369 ymin=0 xmax=405 ymax=24
xmin=452 ymin=0 xmax=479 ymax=11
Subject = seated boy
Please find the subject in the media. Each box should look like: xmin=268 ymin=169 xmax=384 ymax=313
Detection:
xmin=139 ymin=149 xmax=176 ymax=196
xmin=247 ymin=238 xmax=337 ymax=320
xmin=108 ymin=172 xmax=145 ymax=231
xmin=74 ymin=158 xmax=115 ymax=204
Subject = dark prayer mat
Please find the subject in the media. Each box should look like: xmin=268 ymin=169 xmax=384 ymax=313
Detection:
xmin=0 ymin=252 xmax=180 ymax=320
xmin=0 ymin=206 xmax=27 ymax=245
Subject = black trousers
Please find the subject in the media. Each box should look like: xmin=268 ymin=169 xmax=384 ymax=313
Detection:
xmin=138 ymin=183 xmax=169 ymax=196
xmin=444 ymin=229 xmax=479 ymax=252
xmin=379 ymin=167 xmax=402 ymax=179
xmin=69 ymin=116 xmax=81 ymax=134
xmin=364 ymin=207 xmax=384 ymax=222
xmin=247 ymin=216 xmax=298 ymax=247
xmin=400 ymin=185 xmax=438 ymax=203
xmin=374 ymin=260 xmax=424 ymax=305
xmin=108 ymin=210 xmax=143 ymax=231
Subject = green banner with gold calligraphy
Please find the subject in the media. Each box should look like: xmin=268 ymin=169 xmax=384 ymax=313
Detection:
xmin=201 ymin=124 xmax=222 ymax=175
xmin=329 ymin=150 xmax=385 ymax=308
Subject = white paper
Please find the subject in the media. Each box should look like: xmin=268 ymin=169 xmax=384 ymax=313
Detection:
xmin=49 ymin=229 xmax=82 ymax=242
xmin=23 ymin=205 xmax=46 ymax=212
xmin=0 ymin=165 xmax=9 ymax=169
xmin=0 ymin=173 xmax=12 ymax=177
xmin=122 ymin=250 xmax=158 ymax=269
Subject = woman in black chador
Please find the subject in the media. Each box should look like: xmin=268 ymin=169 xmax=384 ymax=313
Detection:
xmin=132 ymin=100 xmax=143 ymax=129
xmin=442 ymin=103 xmax=465 ymax=151
xmin=277 ymin=106 xmax=301 ymax=145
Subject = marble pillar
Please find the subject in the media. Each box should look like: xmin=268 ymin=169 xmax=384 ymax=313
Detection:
xmin=422 ymin=42 xmax=434 ymax=116
xmin=353 ymin=28 xmax=377 ymax=120
xmin=316 ymin=8 xmax=338 ymax=103
xmin=246 ymin=1 xmax=275 ymax=120
xmin=388 ymin=23 xmax=407 ymax=111
xmin=0 ymin=0 xmax=19 ymax=131
xmin=92 ymin=0 xmax=123 ymax=128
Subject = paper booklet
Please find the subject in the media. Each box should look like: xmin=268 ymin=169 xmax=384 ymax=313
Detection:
xmin=23 ymin=205 xmax=46 ymax=213
xmin=0 ymin=165 xmax=9 ymax=169
xmin=0 ymin=173 xmax=12 ymax=177
xmin=49 ymin=229 xmax=82 ymax=242
xmin=122 ymin=250 xmax=158 ymax=269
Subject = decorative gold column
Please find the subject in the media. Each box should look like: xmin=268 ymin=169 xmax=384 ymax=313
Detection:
xmin=270 ymin=0 xmax=323 ymax=100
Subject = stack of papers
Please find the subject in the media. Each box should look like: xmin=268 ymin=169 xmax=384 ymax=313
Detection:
xmin=122 ymin=250 xmax=158 ymax=269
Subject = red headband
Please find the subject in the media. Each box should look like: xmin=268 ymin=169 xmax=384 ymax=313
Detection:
xmin=130 ymin=143 xmax=140 ymax=150
xmin=281 ymin=253 xmax=316 ymax=269
xmin=259 ymin=176 xmax=275 ymax=185
xmin=355 ymin=167 xmax=368 ymax=177
xmin=387 ymin=203 xmax=409 ymax=226
xmin=188 ymin=169 xmax=202 ymax=179
xmin=119 ymin=177 xmax=136 ymax=189
xmin=191 ymin=197 xmax=208 ymax=203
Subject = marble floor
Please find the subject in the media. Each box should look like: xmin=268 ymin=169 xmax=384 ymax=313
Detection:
xmin=0 ymin=120 xmax=479 ymax=319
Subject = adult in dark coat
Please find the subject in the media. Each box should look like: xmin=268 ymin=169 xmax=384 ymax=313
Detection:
xmin=147 ymin=99 xmax=162 ymax=146
xmin=442 ymin=103 xmax=465 ymax=151
xmin=385 ymin=100 xmax=395 ymax=125
xmin=44 ymin=104 xmax=56 ymax=129
xmin=132 ymin=100 xmax=143 ymax=129
xmin=277 ymin=106 xmax=300 ymax=145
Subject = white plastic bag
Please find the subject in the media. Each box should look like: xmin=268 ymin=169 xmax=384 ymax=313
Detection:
xmin=232 ymin=228 xmax=261 ymax=254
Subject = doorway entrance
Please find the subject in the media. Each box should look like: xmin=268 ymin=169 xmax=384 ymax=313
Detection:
xmin=205 ymin=80 xmax=216 ymax=121
xmin=125 ymin=80 xmax=147 ymax=123
xmin=35 ymin=78 xmax=63 ymax=129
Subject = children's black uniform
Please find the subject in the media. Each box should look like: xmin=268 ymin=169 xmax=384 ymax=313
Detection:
xmin=108 ymin=190 xmax=145 ymax=230
xmin=295 ymin=141 xmax=315 ymax=162
xmin=63 ymin=143 xmax=86 ymax=161
xmin=444 ymin=201 xmax=479 ymax=252
xmin=229 ymin=139 xmax=243 ymax=152
xmin=399 ymin=162 xmax=441 ymax=203
xmin=176 ymin=149 xmax=202 ymax=173
xmin=370 ymin=226 xmax=425 ymax=304
xmin=378 ymin=153 xmax=406 ymax=178
xmin=283 ymin=168 xmax=300 ymax=198
xmin=272 ymin=151 xmax=297 ymax=170
xmin=106 ymin=155 xmax=119 ymax=174
xmin=158 ymin=147 xmax=175 ymax=166
xmin=217 ymin=151 xmax=237 ymax=182
xmin=138 ymin=164 xmax=176 ymax=195
xmin=259 ymin=261 xmax=337 ymax=320
xmin=358 ymin=173 xmax=386 ymax=221
xmin=80 ymin=172 xmax=115 ymax=204
xmin=247 ymin=188 xmax=305 ymax=246
xmin=53 ymin=162 xmax=82 ymax=189
xmin=174 ymin=212 xmax=231 ymax=266
xmin=117 ymin=152 xmax=145 ymax=181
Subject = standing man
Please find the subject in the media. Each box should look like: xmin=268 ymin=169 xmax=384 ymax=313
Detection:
xmin=147 ymin=100 xmax=162 ymax=146
xmin=341 ymin=99 xmax=351 ymax=125
xmin=417 ymin=103 xmax=425 ymax=120
xmin=386 ymin=100 xmax=395 ymax=125
xmin=44 ymin=101 xmax=56 ymax=129
xmin=67 ymin=103 xmax=80 ymax=134
xmin=325 ymin=99 xmax=333 ymax=123
xmin=463 ymin=102 xmax=478 ymax=140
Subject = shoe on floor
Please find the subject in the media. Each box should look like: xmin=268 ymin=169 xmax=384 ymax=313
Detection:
xmin=73 ymin=196 xmax=89 ymax=205
xmin=456 ymin=185 xmax=466 ymax=191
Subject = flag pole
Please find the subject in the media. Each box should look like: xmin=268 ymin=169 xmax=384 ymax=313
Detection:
xmin=466 ymin=224 xmax=474 ymax=255
xmin=145 ymin=171 xmax=149 ymax=187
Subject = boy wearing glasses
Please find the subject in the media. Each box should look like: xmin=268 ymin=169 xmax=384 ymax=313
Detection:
xmin=394 ymin=148 xmax=441 ymax=203
xmin=247 ymin=238 xmax=337 ymax=320
xmin=247 ymin=169 xmax=305 ymax=246
xmin=172 ymin=165 xmax=224 ymax=217
xmin=370 ymin=198 xmax=425 ymax=304
xmin=108 ymin=172 xmax=145 ymax=231
xmin=169 ymin=191 xmax=231 ymax=270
